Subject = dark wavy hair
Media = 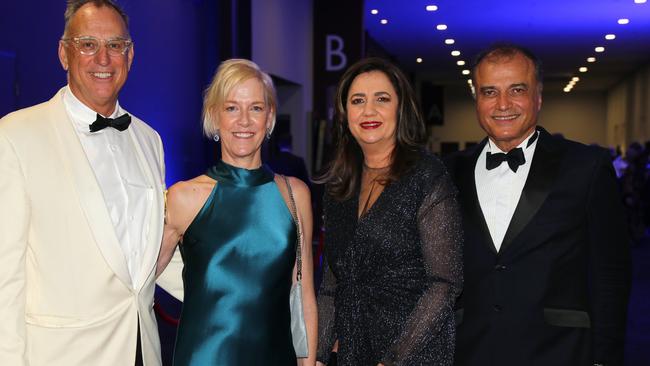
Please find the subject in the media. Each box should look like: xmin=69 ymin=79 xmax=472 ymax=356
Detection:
xmin=318 ymin=57 xmax=427 ymax=201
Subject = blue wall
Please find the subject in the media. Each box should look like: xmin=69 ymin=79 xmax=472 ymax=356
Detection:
xmin=0 ymin=0 xmax=221 ymax=185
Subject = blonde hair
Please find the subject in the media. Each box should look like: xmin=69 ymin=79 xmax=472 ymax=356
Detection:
xmin=202 ymin=59 xmax=277 ymax=139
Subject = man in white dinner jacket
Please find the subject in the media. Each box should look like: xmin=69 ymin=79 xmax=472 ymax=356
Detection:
xmin=0 ymin=1 xmax=180 ymax=364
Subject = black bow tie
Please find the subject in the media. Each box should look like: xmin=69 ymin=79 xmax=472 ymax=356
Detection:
xmin=486 ymin=148 xmax=525 ymax=172
xmin=89 ymin=113 xmax=131 ymax=133
xmin=485 ymin=131 xmax=538 ymax=172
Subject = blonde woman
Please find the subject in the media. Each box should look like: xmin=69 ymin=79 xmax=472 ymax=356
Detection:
xmin=157 ymin=59 xmax=317 ymax=365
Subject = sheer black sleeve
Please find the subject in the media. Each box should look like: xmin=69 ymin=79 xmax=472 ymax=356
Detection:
xmin=316 ymin=256 xmax=338 ymax=364
xmin=382 ymin=171 xmax=463 ymax=365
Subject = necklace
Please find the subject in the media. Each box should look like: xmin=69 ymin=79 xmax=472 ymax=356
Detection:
xmin=359 ymin=178 xmax=377 ymax=218
xmin=359 ymin=166 xmax=388 ymax=218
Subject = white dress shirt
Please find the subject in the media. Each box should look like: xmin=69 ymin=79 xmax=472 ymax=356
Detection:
xmin=63 ymin=86 xmax=152 ymax=287
xmin=475 ymin=130 xmax=539 ymax=251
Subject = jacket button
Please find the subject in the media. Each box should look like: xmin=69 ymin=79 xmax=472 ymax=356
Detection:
xmin=494 ymin=264 xmax=507 ymax=271
xmin=493 ymin=305 xmax=502 ymax=312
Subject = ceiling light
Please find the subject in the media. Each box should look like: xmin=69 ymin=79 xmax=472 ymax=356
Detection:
xmin=416 ymin=57 xmax=423 ymax=63
xmin=467 ymin=79 xmax=473 ymax=84
xmin=572 ymin=77 xmax=580 ymax=82
xmin=595 ymin=46 xmax=605 ymax=53
xmin=634 ymin=0 xmax=646 ymax=4
xmin=371 ymin=9 xmax=379 ymax=15
xmin=462 ymin=69 xmax=470 ymax=75
xmin=457 ymin=60 xmax=466 ymax=66
xmin=451 ymin=50 xmax=460 ymax=56
xmin=587 ymin=57 xmax=596 ymax=63
xmin=618 ymin=18 xmax=630 ymax=24
xmin=579 ymin=67 xmax=588 ymax=72
xmin=563 ymin=87 xmax=571 ymax=93
xmin=605 ymin=34 xmax=616 ymax=40
xmin=426 ymin=5 xmax=438 ymax=11
xmin=380 ymin=19 xmax=388 ymax=25
xmin=436 ymin=24 xmax=447 ymax=30
xmin=445 ymin=38 xmax=455 ymax=45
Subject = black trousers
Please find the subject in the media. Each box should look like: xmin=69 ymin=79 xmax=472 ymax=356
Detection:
xmin=135 ymin=322 xmax=143 ymax=366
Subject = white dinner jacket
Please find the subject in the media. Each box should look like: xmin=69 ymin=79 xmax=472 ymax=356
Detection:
xmin=0 ymin=88 xmax=166 ymax=366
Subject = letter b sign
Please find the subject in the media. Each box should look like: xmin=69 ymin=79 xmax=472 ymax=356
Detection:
xmin=326 ymin=35 xmax=347 ymax=71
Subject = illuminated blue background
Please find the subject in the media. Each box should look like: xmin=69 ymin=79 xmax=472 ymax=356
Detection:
xmin=0 ymin=0 xmax=221 ymax=186
xmin=364 ymin=0 xmax=650 ymax=90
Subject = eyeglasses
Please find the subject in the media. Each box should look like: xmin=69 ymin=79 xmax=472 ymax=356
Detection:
xmin=61 ymin=36 xmax=133 ymax=56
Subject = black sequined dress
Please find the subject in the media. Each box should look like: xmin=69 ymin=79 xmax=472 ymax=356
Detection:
xmin=316 ymin=152 xmax=463 ymax=366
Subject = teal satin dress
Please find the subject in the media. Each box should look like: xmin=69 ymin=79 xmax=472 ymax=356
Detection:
xmin=173 ymin=161 xmax=297 ymax=366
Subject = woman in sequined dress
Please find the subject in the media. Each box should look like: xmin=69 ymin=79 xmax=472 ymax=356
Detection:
xmin=315 ymin=58 xmax=463 ymax=366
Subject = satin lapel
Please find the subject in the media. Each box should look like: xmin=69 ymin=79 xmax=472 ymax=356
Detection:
xmin=127 ymin=125 xmax=163 ymax=290
xmin=47 ymin=89 xmax=132 ymax=288
xmin=458 ymin=139 xmax=497 ymax=254
xmin=500 ymin=129 xmax=564 ymax=252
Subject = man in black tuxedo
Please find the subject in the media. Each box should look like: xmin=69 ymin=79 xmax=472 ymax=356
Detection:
xmin=445 ymin=44 xmax=631 ymax=366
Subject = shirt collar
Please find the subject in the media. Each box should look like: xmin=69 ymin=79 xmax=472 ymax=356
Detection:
xmin=63 ymin=85 xmax=123 ymax=131
xmin=487 ymin=129 xmax=539 ymax=154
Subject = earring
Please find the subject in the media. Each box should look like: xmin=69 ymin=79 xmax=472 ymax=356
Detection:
xmin=265 ymin=128 xmax=271 ymax=140
xmin=213 ymin=130 xmax=220 ymax=142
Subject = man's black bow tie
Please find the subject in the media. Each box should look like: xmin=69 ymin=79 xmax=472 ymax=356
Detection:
xmin=89 ymin=113 xmax=131 ymax=133
xmin=486 ymin=148 xmax=525 ymax=172
xmin=485 ymin=131 xmax=538 ymax=172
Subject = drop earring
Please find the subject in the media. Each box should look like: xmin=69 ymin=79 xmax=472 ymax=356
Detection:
xmin=213 ymin=130 xmax=220 ymax=142
xmin=265 ymin=128 xmax=271 ymax=140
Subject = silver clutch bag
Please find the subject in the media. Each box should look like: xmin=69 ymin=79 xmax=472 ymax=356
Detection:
xmin=290 ymin=281 xmax=308 ymax=357
xmin=284 ymin=176 xmax=309 ymax=358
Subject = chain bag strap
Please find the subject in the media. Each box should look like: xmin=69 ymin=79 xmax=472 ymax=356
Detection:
xmin=283 ymin=175 xmax=309 ymax=357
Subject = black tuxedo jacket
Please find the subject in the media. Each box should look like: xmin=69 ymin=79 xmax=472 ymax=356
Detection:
xmin=444 ymin=128 xmax=631 ymax=366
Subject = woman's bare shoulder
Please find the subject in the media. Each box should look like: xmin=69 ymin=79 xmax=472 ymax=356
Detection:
xmin=286 ymin=176 xmax=311 ymax=201
xmin=167 ymin=175 xmax=217 ymax=216
xmin=169 ymin=175 xmax=214 ymax=197
xmin=279 ymin=176 xmax=312 ymax=216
